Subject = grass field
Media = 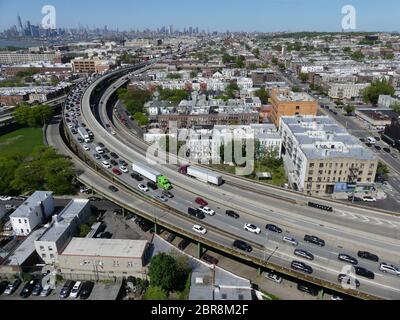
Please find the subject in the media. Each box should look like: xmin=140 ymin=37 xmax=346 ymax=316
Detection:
xmin=0 ymin=127 xmax=43 ymax=158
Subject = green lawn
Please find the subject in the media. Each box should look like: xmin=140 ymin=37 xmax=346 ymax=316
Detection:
xmin=0 ymin=128 xmax=43 ymax=158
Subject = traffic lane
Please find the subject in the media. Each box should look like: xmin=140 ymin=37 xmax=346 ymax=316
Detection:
xmin=76 ymin=131 xmax=400 ymax=263
xmin=56 ymin=125 xmax=398 ymax=299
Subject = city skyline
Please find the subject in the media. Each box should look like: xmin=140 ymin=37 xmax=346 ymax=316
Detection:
xmin=0 ymin=0 xmax=400 ymax=33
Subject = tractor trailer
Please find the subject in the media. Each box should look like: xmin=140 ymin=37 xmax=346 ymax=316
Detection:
xmin=132 ymin=163 xmax=172 ymax=190
xmin=78 ymin=127 xmax=91 ymax=143
xmin=179 ymin=165 xmax=223 ymax=186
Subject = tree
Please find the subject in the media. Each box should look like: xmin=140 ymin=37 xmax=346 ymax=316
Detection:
xmin=118 ymin=88 xmax=152 ymax=114
xmin=148 ymin=253 xmax=179 ymax=292
xmin=350 ymin=50 xmax=365 ymax=62
xmin=291 ymin=86 xmax=301 ymax=93
xmin=376 ymin=162 xmax=389 ymax=182
xmin=79 ymin=224 xmax=91 ymax=237
xmin=134 ymin=112 xmax=149 ymax=126
xmin=363 ymin=80 xmax=395 ymax=105
xmin=144 ymin=286 xmax=168 ymax=300
xmin=13 ymin=103 xmax=53 ymax=127
xmin=255 ymin=88 xmax=269 ymax=104
xmin=344 ymin=105 xmax=356 ymax=115
xmin=235 ymin=56 xmax=245 ymax=68
xmin=343 ymin=47 xmax=352 ymax=54
xmin=0 ymin=155 xmax=21 ymax=195
xmin=391 ymin=102 xmax=400 ymax=114
xmin=299 ymin=73 xmax=308 ymax=83
xmin=166 ymin=73 xmax=182 ymax=80
xmin=271 ymin=57 xmax=278 ymax=65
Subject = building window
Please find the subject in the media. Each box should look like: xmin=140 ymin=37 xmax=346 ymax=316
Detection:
xmin=40 ymin=246 xmax=45 ymax=251
xmin=319 ymin=163 xmax=324 ymax=168
xmin=50 ymin=254 xmax=54 ymax=259
xmin=24 ymin=219 xmax=28 ymax=223
xmin=48 ymin=247 xmax=53 ymax=251
xmin=41 ymin=254 xmax=46 ymax=258
xmin=309 ymin=163 xmax=315 ymax=168
xmin=18 ymin=219 xmax=21 ymax=223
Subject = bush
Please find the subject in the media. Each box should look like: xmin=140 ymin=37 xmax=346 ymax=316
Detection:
xmin=144 ymin=286 xmax=168 ymax=300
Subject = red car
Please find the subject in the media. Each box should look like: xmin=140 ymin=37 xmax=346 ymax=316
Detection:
xmin=112 ymin=168 xmax=122 ymax=176
xmin=195 ymin=197 xmax=208 ymax=206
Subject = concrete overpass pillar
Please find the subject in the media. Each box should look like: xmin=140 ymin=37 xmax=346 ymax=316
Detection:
xmin=197 ymin=242 xmax=203 ymax=259
xmin=154 ymin=223 xmax=158 ymax=235
xmin=257 ymin=267 xmax=262 ymax=276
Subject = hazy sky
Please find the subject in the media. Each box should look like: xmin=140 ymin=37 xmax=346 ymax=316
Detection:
xmin=0 ymin=0 xmax=399 ymax=32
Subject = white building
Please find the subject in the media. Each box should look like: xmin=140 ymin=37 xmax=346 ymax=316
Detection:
xmin=328 ymin=83 xmax=370 ymax=100
xmin=10 ymin=191 xmax=54 ymax=236
xmin=34 ymin=199 xmax=91 ymax=265
xmin=378 ymin=95 xmax=399 ymax=108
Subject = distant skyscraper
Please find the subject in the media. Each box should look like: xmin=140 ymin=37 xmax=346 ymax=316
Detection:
xmin=17 ymin=15 xmax=23 ymax=34
xmin=169 ymin=25 xmax=174 ymax=35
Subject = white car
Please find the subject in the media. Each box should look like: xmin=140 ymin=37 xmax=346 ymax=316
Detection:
xmin=379 ymin=263 xmax=400 ymax=276
xmin=362 ymin=195 xmax=376 ymax=202
xmin=80 ymin=187 xmax=91 ymax=193
xmin=102 ymin=161 xmax=111 ymax=169
xmin=264 ymin=272 xmax=282 ymax=284
xmin=68 ymin=123 xmax=74 ymax=128
xmin=192 ymin=225 xmax=207 ymax=235
xmin=83 ymin=145 xmax=90 ymax=151
xmin=69 ymin=281 xmax=82 ymax=298
xmin=0 ymin=196 xmax=12 ymax=201
xmin=198 ymin=206 xmax=215 ymax=216
xmin=331 ymin=295 xmax=344 ymax=301
xmin=111 ymin=131 xmax=116 ymax=136
xmin=138 ymin=184 xmax=149 ymax=192
xmin=244 ymin=223 xmax=261 ymax=235
xmin=282 ymin=236 xmax=299 ymax=246
xmin=120 ymin=166 xmax=129 ymax=173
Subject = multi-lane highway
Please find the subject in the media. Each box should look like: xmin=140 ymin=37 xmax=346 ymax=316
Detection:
xmin=57 ymin=60 xmax=400 ymax=300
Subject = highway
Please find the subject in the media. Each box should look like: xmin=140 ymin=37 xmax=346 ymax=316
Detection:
xmin=58 ymin=61 xmax=400 ymax=299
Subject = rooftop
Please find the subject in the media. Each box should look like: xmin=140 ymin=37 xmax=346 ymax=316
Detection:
xmin=61 ymin=238 xmax=148 ymax=258
xmin=10 ymin=191 xmax=53 ymax=219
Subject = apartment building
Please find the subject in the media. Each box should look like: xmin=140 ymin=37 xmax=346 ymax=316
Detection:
xmin=328 ymin=83 xmax=370 ymax=100
xmin=10 ymin=191 xmax=55 ymax=236
xmin=0 ymin=52 xmax=58 ymax=64
xmin=270 ymin=88 xmax=319 ymax=127
xmin=4 ymin=62 xmax=72 ymax=77
xmin=280 ymin=116 xmax=377 ymax=195
xmin=71 ymin=57 xmax=113 ymax=74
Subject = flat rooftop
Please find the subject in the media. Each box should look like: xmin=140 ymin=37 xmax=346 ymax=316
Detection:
xmin=37 ymin=199 xmax=90 ymax=242
xmin=10 ymin=191 xmax=53 ymax=219
xmin=276 ymin=91 xmax=316 ymax=102
xmin=61 ymin=238 xmax=148 ymax=259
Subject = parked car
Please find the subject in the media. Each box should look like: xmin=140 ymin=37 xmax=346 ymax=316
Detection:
xmin=59 ymin=280 xmax=75 ymax=299
xmin=166 ymin=233 xmax=176 ymax=243
xmin=264 ymin=272 xmax=282 ymax=284
xmin=178 ymin=238 xmax=191 ymax=250
xmin=32 ymin=281 xmax=43 ymax=296
xmin=362 ymin=196 xmax=376 ymax=202
xmin=233 ymin=240 xmax=252 ymax=252
xmin=225 ymin=210 xmax=240 ymax=219
xmin=202 ymin=254 xmax=219 ymax=265
xmin=80 ymin=281 xmax=95 ymax=300
xmin=265 ymin=224 xmax=283 ymax=233
xmin=70 ymin=281 xmax=83 ymax=298
xmin=358 ymin=251 xmax=379 ymax=262
xmin=4 ymin=278 xmax=21 ymax=295
xmin=304 ymin=235 xmax=325 ymax=247
xmin=40 ymin=284 xmax=52 ymax=297
xmin=20 ymin=279 xmax=38 ymax=298
xmin=0 ymin=280 xmax=9 ymax=295
xmin=338 ymin=254 xmax=358 ymax=265
xmin=297 ymin=283 xmax=319 ymax=296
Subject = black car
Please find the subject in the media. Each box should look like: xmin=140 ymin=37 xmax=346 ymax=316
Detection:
xmin=266 ymin=224 xmax=283 ymax=233
xmin=348 ymin=195 xmax=362 ymax=202
xmin=304 ymin=235 xmax=325 ymax=247
xmin=94 ymin=154 xmax=101 ymax=160
xmin=110 ymin=160 xmax=118 ymax=166
xmin=77 ymin=137 xmax=84 ymax=143
xmin=202 ymin=254 xmax=219 ymax=265
xmin=110 ymin=152 xmax=119 ymax=159
xmin=20 ymin=279 xmax=38 ymax=298
xmin=338 ymin=274 xmax=360 ymax=288
xmin=4 ymin=278 xmax=21 ymax=295
xmin=374 ymin=145 xmax=382 ymax=151
xmin=188 ymin=208 xmax=205 ymax=220
xmin=162 ymin=190 xmax=174 ymax=199
xmin=109 ymin=185 xmax=119 ymax=193
xmin=294 ymin=249 xmax=314 ymax=261
xmin=358 ymin=251 xmax=379 ymax=262
xmin=338 ymin=254 xmax=358 ymax=265
xmin=80 ymin=281 xmax=94 ymax=300
xmin=99 ymin=231 xmax=113 ymax=239
xmin=59 ymin=280 xmax=75 ymax=299
xmin=98 ymin=143 xmax=105 ymax=148
xmin=383 ymin=147 xmax=391 ymax=153
xmin=131 ymin=173 xmax=143 ymax=181
xmin=354 ymin=266 xmax=375 ymax=279
xmin=166 ymin=233 xmax=176 ymax=243
xmin=297 ymin=283 xmax=319 ymax=296
xmin=71 ymin=129 xmax=78 ymax=134
xmin=233 ymin=240 xmax=252 ymax=253
xmin=147 ymin=181 xmax=158 ymax=190
xmin=88 ymin=196 xmax=102 ymax=201
xmin=225 ymin=210 xmax=240 ymax=219
xmin=119 ymin=160 xmax=128 ymax=167
xmin=178 ymin=238 xmax=191 ymax=250
xmin=102 ymin=154 xmax=110 ymax=160
xmin=291 ymin=261 xmax=313 ymax=274
xmin=32 ymin=281 xmax=43 ymax=296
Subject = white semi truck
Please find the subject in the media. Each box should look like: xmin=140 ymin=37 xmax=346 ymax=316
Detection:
xmin=78 ymin=127 xmax=91 ymax=143
xmin=132 ymin=163 xmax=172 ymax=190
xmin=179 ymin=165 xmax=223 ymax=186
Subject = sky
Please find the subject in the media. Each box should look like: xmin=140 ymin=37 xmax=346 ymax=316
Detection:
xmin=0 ymin=0 xmax=399 ymax=33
